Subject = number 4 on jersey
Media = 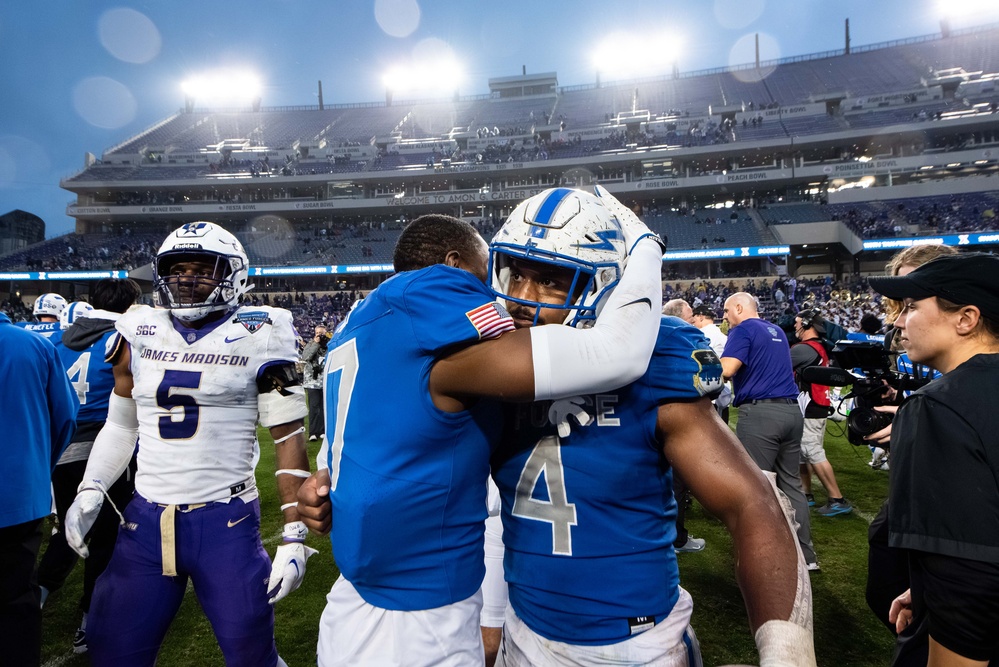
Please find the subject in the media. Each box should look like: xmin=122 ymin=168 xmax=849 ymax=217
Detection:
xmin=512 ymin=435 xmax=578 ymax=556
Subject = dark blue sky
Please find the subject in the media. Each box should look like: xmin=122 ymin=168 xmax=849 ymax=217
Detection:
xmin=2 ymin=0 xmax=998 ymax=238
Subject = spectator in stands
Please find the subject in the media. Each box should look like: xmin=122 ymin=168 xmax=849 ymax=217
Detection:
xmin=721 ymin=292 xmax=819 ymax=570
xmin=0 ymin=307 xmax=77 ymax=667
xmin=791 ymin=309 xmax=852 ymax=517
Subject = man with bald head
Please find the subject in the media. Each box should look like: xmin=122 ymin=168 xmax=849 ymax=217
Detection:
xmin=661 ymin=298 xmax=693 ymax=323
xmin=720 ymin=293 xmax=818 ymax=570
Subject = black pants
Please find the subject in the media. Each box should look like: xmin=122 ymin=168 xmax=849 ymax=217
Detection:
xmin=0 ymin=519 xmax=43 ymax=667
xmin=868 ymin=501 xmax=929 ymax=667
xmin=306 ymin=387 xmax=325 ymax=439
xmin=36 ymin=457 xmax=135 ymax=612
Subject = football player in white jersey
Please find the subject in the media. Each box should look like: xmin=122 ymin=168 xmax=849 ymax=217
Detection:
xmin=63 ymin=222 xmax=313 ymax=667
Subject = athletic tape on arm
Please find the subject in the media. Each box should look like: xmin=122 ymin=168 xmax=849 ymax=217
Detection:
xmin=80 ymin=392 xmax=139 ymax=489
xmin=259 ymin=385 xmax=307 ymax=428
xmin=530 ymin=238 xmax=663 ymax=401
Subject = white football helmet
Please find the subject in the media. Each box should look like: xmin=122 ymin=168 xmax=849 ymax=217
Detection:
xmin=489 ymin=187 xmax=626 ymax=328
xmin=33 ymin=293 xmax=68 ymax=320
xmin=153 ymin=221 xmax=251 ymax=322
xmin=60 ymin=301 xmax=95 ymax=329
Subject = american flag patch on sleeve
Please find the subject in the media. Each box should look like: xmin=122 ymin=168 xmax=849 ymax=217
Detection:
xmin=466 ymin=302 xmax=516 ymax=340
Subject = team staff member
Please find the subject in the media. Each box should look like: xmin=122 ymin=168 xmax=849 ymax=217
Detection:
xmin=0 ymin=307 xmax=77 ymax=667
xmin=869 ymin=253 xmax=999 ymax=667
xmin=721 ymin=293 xmax=818 ymax=570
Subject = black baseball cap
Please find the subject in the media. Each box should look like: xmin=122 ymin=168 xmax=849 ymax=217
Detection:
xmin=692 ymin=305 xmax=716 ymax=318
xmin=868 ymin=253 xmax=999 ymax=322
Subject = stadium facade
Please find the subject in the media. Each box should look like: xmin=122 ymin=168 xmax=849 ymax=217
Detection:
xmin=4 ymin=22 xmax=999 ymax=301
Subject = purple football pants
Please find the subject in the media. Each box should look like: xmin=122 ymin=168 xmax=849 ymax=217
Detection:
xmin=87 ymin=495 xmax=278 ymax=667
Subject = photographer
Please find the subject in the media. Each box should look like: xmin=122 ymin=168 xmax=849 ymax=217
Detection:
xmin=302 ymin=324 xmax=329 ymax=442
xmin=791 ymin=309 xmax=852 ymax=517
xmin=863 ymin=245 xmax=955 ymax=666
xmin=869 ymin=253 xmax=999 ymax=667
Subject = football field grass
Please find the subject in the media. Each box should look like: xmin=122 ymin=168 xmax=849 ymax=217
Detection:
xmin=40 ymin=417 xmax=896 ymax=666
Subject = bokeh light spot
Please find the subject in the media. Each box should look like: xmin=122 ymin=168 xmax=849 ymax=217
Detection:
xmin=729 ymin=32 xmax=780 ymax=83
xmin=72 ymin=77 xmax=137 ymax=129
xmin=98 ymin=7 xmax=161 ymax=64
xmin=375 ymin=0 xmax=421 ymax=38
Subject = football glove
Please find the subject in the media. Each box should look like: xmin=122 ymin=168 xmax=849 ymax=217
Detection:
xmin=65 ymin=487 xmax=105 ymax=558
xmin=548 ymin=396 xmax=594 ymax=438
xmin=267 ymin=521 xmax=318 ymax=604
xmin=593 ymin=184 xmax=667 ymax=255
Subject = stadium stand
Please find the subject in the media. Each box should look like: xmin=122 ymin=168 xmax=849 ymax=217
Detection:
xmin=6 ymin=22 xmax=999 ymax=333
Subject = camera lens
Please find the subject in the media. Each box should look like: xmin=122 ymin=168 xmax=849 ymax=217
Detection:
xmin=848 ymin=408 xmax=894 ymax=438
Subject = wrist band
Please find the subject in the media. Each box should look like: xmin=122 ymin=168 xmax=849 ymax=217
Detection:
xmin=273 ymin=426 xmax=305 ymax=445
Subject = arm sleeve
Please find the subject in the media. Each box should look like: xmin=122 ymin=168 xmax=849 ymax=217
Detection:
xmin=80 ymin=392 xmax=138 ymax=489
xmin=530 ymin=238 xmax=663 ymax=400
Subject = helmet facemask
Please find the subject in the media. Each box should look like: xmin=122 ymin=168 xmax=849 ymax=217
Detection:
xmin=489 ymin=188 xmax=627 ymax=329
xmin=153 ymin=221 xmax=251 ymax=322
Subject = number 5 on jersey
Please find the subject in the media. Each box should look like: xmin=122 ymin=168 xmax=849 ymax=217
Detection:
xmin=513 ymin=435 xmax=578 ymax=556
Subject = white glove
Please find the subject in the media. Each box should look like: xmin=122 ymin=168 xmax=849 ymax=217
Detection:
xmin=593 ymin=184 xmax=666 ymax=254
xmin=548 ymin=396 xmax=593 ymax=438
xmin=267 ymin=521 xmax=318 ymax=604
xmin=65 ymin=487 xmax=105 ymax=558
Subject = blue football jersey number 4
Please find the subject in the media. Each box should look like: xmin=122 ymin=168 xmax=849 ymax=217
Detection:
xmin=512 ymin=435 xmax=578 ymax=556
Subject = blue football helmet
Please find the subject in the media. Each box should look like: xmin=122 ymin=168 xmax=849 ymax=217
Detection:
xmin=489 ymin=187 xmax=627 ymax=328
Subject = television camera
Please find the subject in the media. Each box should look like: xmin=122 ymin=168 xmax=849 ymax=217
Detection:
xmin=800 ymin=340 xmax=931 ymax=447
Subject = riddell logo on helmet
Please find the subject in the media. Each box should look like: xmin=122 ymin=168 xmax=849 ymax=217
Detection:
xmin=172 ymin=243 xmax=203 ymax=250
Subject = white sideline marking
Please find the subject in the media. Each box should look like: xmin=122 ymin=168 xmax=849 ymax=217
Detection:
xmin=855 ymin=508 xmax=876 ymax=524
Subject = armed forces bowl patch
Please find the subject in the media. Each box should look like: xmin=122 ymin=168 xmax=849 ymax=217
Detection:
xmin=233 ymin=310 xmax=273 ymax=333
xmin=691 ymin=349 xmax=724 ymax=397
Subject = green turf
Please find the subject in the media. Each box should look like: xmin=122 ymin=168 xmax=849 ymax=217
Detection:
xmin=40 ymin=417 xmax=896 ymax=666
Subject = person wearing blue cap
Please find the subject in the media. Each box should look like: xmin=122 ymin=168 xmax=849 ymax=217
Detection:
xmin=868 ymin=252 xmax=999 ymax=667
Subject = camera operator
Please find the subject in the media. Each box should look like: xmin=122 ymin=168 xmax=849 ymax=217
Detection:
xmin=302 ymin=324 xmax=329 ymax=442
xmin=791 ymin=309 xmax=852 ymax=517
xmin=869 ymin=253 xmax=999 ymax=667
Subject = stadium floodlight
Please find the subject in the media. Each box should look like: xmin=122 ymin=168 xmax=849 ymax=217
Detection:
xmin=181 ymin=70 xmax=263 ymax=110
xmin=592 ymin=30 xmax=683 ymax=82
xmin=381 ymin=57 xmax=464 ymax=98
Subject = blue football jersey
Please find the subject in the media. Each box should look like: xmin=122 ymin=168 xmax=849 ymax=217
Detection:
xmin=492 ymin=316 xmax=722 ymax=645
xmin=52 ymin=328 xmax=117 ymax=424
xmin=324 ymin=264 xmax=513 ymax=611
xmin=16 ymin=321 xmax=59 ymax=339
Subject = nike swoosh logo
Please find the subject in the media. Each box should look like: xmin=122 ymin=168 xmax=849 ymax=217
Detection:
xmin=620 ymin=297 xmax=652 ymax=310
xmin=224 ymin=335 xmax=247 ymax=343
xmin=227 ymin=515 xmax=250 ymax=528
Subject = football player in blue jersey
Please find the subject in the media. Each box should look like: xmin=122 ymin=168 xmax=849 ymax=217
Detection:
xmin=299 ymin=195 xmax=666 ymax=666
xmin=487 ymin=186 xmax=816 ymax=667
xmin=63 ymin=222 xmax=314 ymax=667
xmin=16 ymin=292 xmax=67 ymax=338
xmin=37 ymin=280 xmax=140 ymax=653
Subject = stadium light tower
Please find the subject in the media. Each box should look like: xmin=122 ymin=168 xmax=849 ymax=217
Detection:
xmin=382 ymin=57 xmax=464 ymax=106
xmin=181 ymin=70 xmax=263 ymax=112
